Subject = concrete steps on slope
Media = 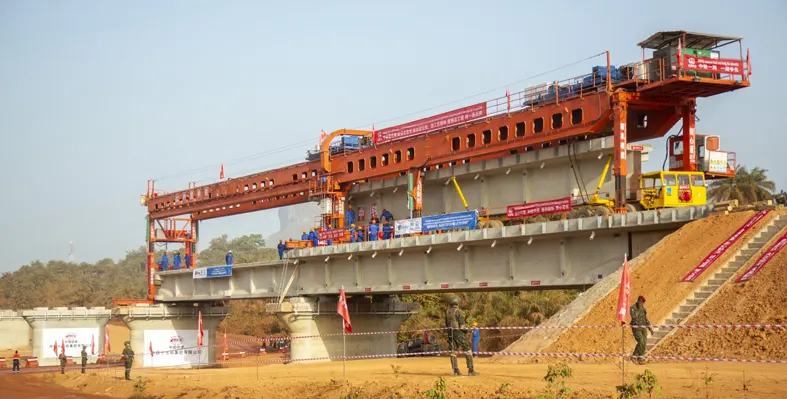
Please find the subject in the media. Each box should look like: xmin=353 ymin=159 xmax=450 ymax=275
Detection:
xmin=645 ymin=215 xmax=787 ymax=352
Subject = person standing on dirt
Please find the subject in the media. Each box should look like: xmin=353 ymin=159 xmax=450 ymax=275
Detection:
xmin=471 ymin=322 xmax=481 ymax=357
xmin=122 ymin=341 xmax=135 ymax=380
xmin=12 ymin=350 xmax=20 ymax=373
xmin=445 ymin=296 xmax=477 ymax=377
xmin=630 ymin=295 xmax=654 ymax=365
xmin=81 ymin=345 xmax=88 ymax=373
xmin=58 ymin=351 xmax=67 ymax=374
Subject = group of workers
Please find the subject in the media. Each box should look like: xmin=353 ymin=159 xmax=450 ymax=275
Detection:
xmin=158 ymin=250 xmax=234 ymax=271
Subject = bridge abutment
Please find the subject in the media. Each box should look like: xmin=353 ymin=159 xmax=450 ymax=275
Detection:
xmin=0 ymin=310 xmax=31 ymax=350
xmin=22 ymin=307 xmax=112 ymax=366
xmin=267 ymin=295 xmax=418 ymax=362
xmin=115 ymin=304 xmax=231 ymax=368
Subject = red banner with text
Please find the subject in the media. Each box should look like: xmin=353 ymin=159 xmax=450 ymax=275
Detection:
xmin=736 ymin=232 xmax=787 ymax=282
xmin=374 ymin=103 xmax=487 ymax=144
xmin=506 ymin=197 xmax=572 ymax=219
xmin=682 ymin=210 xmax=770 ymax=282
xmin=683 ymin=55 xmax=745 ymax=76
xmin=318 ymin=229 xmax=346 ymax=241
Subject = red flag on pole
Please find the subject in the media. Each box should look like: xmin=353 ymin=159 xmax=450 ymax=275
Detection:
xmin=337 ymin=288 xmax=352 ymax=333
xmin=506 ymin=88 xmax=511 ymax=111
xmin=91 ymin=334 xmax=95 ymax=355
xmin=61 ymin=339 xmax=65 ymax=356
xmin=372 ymin=124 xmax=377 ymax=145
xmin=197 ymin=311 xmax=204 ymax=347
xmin=149 ymin=341 xmax=154 ymax=357
xmin=104 ymin=326 xmax=111 ymax=353
xmin=53 ymin=340 xmax=58 ymax=356
xmin=746 ymin=48 xmax=751 ymax=76
xmin=677 ymin=39 xmax=682 ymax=68
xmin=320 ymin=129 xmax=327 ymax=146
xmin=219 ymin=164 xmax=225 ymax=180
xmin=616 ymin=254 xmax=631 ymax=325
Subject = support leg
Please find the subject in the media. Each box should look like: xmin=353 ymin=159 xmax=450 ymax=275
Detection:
xmin=681 ymin=101 xmax=697 ymax=172
xmin=613 ymin=97 xmax=629 ymax=213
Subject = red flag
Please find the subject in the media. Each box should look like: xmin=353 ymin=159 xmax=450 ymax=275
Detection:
xmin=372 ymin=124 xmax=376 ymax=144
xmin=616 ymin=254 xmax=631 ymax=325
xmin=104 ymin=326 xmax=111 ymax=353
xmin=506 ymin=88 xmax=511 ymax=111
xmin=320 ymin=129 xmax=327 ymax=146
xmin=677 ymin=39 xmax=682 ymax=68
xmin=746 ymin=49 xmax=751 ymax=76
xmin=61 ymin=339 xmax=65 ymax=356
xmin=219 ymin=164 xmax=225 ymax=180
xmin=91 ymin=334 xmax=95 ymax=355
xmin=337 ymin=288 xmax=352 ymax=333
xmin=197 ymin=311 xmax=204 ymax=347
xmin=53 ymin=340 xmax=58 ymax=356
xmin=149 ymin=341 xmax=153 ymax=357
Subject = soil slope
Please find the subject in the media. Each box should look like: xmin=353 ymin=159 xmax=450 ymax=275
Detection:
xmin=654 ymin=248 xmax=787 ymax=360
xmin=538 ymin=210 xmax=775 ymax=359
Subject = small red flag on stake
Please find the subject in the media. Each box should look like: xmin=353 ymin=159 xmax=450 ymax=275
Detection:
xmin=616 ymin=254 xmax=631 ymax=325
xmin=219 ymin=164 xmax=225 ymax=180
xmin=149 ymin=341 xmax=154 ymax=357
xmin=372 ymin=124 xmax=377 ymax=145
xmin=506 ymin=88 xmax=511 ymax=111
xmin=53 ymin=340 xmax=58 ymax=356
xmin=337 ymin=288 xmax=352 ymax=333
xmin=104 ymin=326 xmax=111 ymax=353
xmin=91 ymin=334 xmax=95 ymax=355
xmin=61 ymin=339 xmax=65 ymax=356
xmin=197 ymin=311 xmax=204 ymax=347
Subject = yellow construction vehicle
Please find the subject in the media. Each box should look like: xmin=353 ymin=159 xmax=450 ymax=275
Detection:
xmin=589 ymin=154 xmax=707 ymax=213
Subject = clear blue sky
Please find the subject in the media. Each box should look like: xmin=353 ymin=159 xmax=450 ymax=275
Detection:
xmin=1 ymin=0 xmax=785 ymax=272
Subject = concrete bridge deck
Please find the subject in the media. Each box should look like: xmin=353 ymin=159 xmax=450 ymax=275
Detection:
xmin=155 ymin=205 xmax=712 ymax=302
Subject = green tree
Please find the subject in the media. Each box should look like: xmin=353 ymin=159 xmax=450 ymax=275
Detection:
xmin=708 ymin=165 xmax=775 ymax=204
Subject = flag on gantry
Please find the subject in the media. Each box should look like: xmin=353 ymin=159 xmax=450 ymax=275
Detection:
xmin=677 ymin=39 xmax=682 ymax=67
xmin=372 ymin=124 xmax=376 ymax=145
xmin=616 ymin=254 xmax=631 ymax=325
xmin=91 ymin=334 xmax=95 ymax=355
xmin=337 ymin=287 xmax=352 ymax=333
xmin=197 ymin=311 xmax=204 ymax=347
xmin=105 ymin=326 xmax=111 ymax=353
xmin=747 ymin=49 xmax=751 ymax=76
xmin=320 ymin=129 xmax=327 ymax=146
xmin=220 ymin=164 xmax=225 ymax=180
xmin=149 ymin=341 xmax=154 ymax=357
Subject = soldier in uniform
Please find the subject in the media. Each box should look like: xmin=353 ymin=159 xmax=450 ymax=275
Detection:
xmin=81 ymin=345 xmax=88 ymax=373
xmin=122 ymin=341 xmax=135 ymax=380
xmin=630 ymin=295 xmax=654 ymax=365
xmin=444 ymin=296 xmax=478 ymax=376
xmin=58 ymin=351 xmax=67 ymax=374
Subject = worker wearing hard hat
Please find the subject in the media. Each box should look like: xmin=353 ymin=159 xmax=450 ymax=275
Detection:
xmin=346 ymin=205 xmax=355 ymax=227
xmin=277 ymin=240 xmax=287 ymax=260
xmin=301 ymin=230 xmax=309 ymax=240
xmin=471 ymin=322 xmax=480 ymax=357
xmin=349 ymin=224 xmax=357 ymax=243
xmin=382 ymin=221 xmax=393 ymax=239
xmin=368 ymin=221 xmax=379 ymax=241
xmin=159 ymin=251 xmax=169 ymax=271
xmin=173 ymin=251 xmax=182 ymax=270
xmin=225 ymin=250 xmax=233 ymax=265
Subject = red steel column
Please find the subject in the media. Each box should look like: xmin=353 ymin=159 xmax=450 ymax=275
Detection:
xmin=681 ymin=100 xmax=697 ymax=172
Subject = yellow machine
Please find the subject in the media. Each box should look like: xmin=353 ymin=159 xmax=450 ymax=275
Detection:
xmin=590 ymin=154 xmax=707 ymax=212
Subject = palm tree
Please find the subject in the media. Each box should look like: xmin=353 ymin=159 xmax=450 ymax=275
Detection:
xmin=708 ymin=165 xmax=775 ymax=204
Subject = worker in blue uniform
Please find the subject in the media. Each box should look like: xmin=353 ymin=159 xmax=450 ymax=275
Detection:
xmin=301 ymin=230 xmax=309 ymax=240
xmin=382 ymin=221 xmax=393 ymax=239
xmin=345 ymin=205 xmax=355 ymax=227
xmin=471 ymin=322 xmax=481 ymax=357
xmin=185 ymin=253 xmax=192 ymax=268
xmin=225 ymin=250 xmax=233 ymax=265
xmin=368 ymin=222 xmax=379 ymax=241
xmin=356 ymin=226 xmax=364 ymax=242
xmin=277 ymin=240 xmax=287 ymax=259
xmin=308 ymin=229 xmax=317 ymax=241
xmin=381 ymin=208 xmax=394 ymax=222
xmin=159 ymin=251 xmax=169 ymax=271
xmin=349 ymin=224 xmax=356 ymax=243
xmin=173 ymin=251 xmax=181 ymax=270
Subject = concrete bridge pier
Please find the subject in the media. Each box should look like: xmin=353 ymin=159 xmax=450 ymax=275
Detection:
xmin=267 ymin=295 xmax=419 ymax=362
xmin=115 ymin=304 xmax=231 ymax=369
xmin=22 ymin=307 xmax=112 ymax=366
xmin=0 ymin=310 xmax=31 ymax=350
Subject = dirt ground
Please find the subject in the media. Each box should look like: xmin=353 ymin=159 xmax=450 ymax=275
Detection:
xmin=654 ymin=248 xmax=787 ymax=360
xmin=539 ymin=210 xmax=776 ymax=358
xmin=40 ymin=357 xmax=787 ymax=399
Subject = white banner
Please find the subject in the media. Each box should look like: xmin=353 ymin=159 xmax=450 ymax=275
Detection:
xmin=41 ymin=328 xmax=99 ymax=359
xmin=395 ymin=217 xmax=422 ymax=235
xmin=142 ymin=329 xmax=209 ymax=368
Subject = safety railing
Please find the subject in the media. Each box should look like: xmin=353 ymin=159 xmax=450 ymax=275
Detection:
xmin=616 ymin=52 xmax=750 ymax=88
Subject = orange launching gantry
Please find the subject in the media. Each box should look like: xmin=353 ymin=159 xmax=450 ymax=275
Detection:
xmin=138 ymin=31 xmax=750 ymax=301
